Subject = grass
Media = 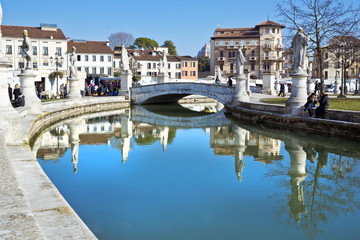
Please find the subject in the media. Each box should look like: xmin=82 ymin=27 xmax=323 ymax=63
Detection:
xmin=260 ymin=97 xmax=360 ymax=111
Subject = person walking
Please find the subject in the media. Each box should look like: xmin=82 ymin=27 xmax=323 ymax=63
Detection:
xmin=8 ymin=83 xmax=13 ymax=101
xmin=278 ymin=83 xmax=285 ymax=97
xmin=315 ymin=91 xmax=329 ymax=118
xmin=36 ymin=83 xmax=43 ymax=99
xmin=227 ymin=77 xmax=233 ymax=87
xmin=215 ymin=76 xmax=220 ymax=85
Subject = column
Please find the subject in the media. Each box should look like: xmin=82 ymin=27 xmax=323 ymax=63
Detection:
xmin=285 ymin=139 xmax=308 ymax=223
xmin=120 ymin=72 xmax=133 ymax=96
xmin=285 ymin=71 xmax=308 ymax=115
xmin=0 ymin=57 xmax=23 ymax=145
xmin=67 ymin=77 xmax=82 ymax=103
xmin=232 ymin=74 xmax=249 ymax=105
xmin=18 ymin=69 xmax=42 ymax=114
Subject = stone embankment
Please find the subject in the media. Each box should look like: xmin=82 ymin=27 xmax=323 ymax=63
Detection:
xmin=1 ymin=96 xmax=130 ymax=240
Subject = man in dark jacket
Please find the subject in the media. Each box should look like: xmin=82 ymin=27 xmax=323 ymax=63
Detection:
xmin=8 ymin=83 xmax=13 ymax=101
xmin=315 ymin=91 xmax=329 ymax=118
xmin=12 ymin=95 xmax=25 ymax=108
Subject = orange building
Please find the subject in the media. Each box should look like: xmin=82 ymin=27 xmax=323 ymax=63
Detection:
xmin=178 ymin=56 xmax=198 ymax=80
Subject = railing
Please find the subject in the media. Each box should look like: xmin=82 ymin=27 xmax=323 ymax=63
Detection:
xmin=217 ymin=57 xmax=226 ymax=61
xmin=262 ymin=44 xmax=272 ymax=49
xmin=250 ymin=56 xmax=257 ymax=61
xmin=275 ymin=44 xmax=284 ymax=49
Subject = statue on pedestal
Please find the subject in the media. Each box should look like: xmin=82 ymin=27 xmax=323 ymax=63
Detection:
xmin=216 ymin=67 xmax=222 ymax=79
xmin=120 ymin=44 xmax=130 ymax=73
xmin=158 ymin=58 xmax=165 ymax=74
xmin=20 ymin=30 xmax=33 ymax=70
xmin=292 ymin=27 xmax=309 ymax=73
xmin=236 ymin=46 xmax=246 ymax=77
xmin=69 ymin=46 xmax=78 ymax=78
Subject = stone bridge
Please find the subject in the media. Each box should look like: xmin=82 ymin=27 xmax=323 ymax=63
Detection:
xmin=130 ymin=83 xmax=236 ymax=104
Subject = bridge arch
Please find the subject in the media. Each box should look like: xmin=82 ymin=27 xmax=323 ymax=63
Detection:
xmin=130 ymin=83 xmax=236 ymax=105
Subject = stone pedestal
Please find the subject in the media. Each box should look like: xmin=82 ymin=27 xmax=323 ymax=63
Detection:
xmin=334 ymin=80 xmax=340 ymax=95
xmin=306 ymin=77 xmax=314 ymax=95
xmin=158 ymin=73 xmax=169 ymax=84
xmin=120 ymin=72 xmax=133 ymax=96
xmin=67 ymin=77 xmax=82 ymax=103
xmin=274 ymin=80 xmax=280 ymax=95
xmin=262 ymin=72 xmax=276 ymax=95
xmin=18 ymin=69 xmax=42 ymax=114
xmin=285 ymin=71 xmax=308 ymax=116
xmin=0 ymin=57 xmax=23 ymax=145
xmin=232 ymin=74 xmax=250 ymax=105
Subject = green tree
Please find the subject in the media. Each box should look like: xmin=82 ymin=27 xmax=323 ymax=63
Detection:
xmin=198 ymin=56 xmax=210 ymax=72
xmin=134 ymin=37 xmax=159 ymax=50
xmin=162 ymin=40 xmax=177 ymax=55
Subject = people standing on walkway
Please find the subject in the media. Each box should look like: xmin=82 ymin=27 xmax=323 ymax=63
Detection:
xmin=278 ymin=83 xmax=285 ymax=97
xmin=60 ymin=84 xmax=65 ymax=98
xmin=36 ymin=83 xmax=42 ymax=99
xmin=304 ymin=93 xmax=317 ymax=117
xmin=64 ymin=84 xmax=68 ymax=98
xmin=315 ymin=91 xmax=329 ymax=118
xmin=13 ymin=84 xmax=22 ymax=100
xmin=8 ymin=83 xmax=13 ymax=101
xmin=227 ymin=77 xmax=233 ymax=87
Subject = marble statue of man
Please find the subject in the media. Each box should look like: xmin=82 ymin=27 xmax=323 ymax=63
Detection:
xmin=291 ymin=27 xmax=309 ymax=73
xmin=162 ymin=51 xmax=168 ymax=76
xmin=20 ymin=30 xmax=33 ymax=69
xmin=69 ymin=46 xmax=78 ymax=78
xmin=236 ymin=46 xmax=246 ymax=77
xmin=120 ymin=44 xmax=130 ymax=73
xmin=158 ymin=58 xmax=165 ymax=74
xmin=275 ymin=70 xmax=280 ymax=81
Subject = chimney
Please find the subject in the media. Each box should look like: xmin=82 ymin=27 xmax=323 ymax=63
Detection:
xmin=106 ymin=40 xmax=109 ymax=46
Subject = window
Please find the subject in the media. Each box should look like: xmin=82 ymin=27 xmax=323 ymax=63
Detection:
xmin=168 ymin=63 xmax=171 ymax=69
xmin=85 ymin=55 xmax=89 ymax=61
xmin=6 ymin=45 xmax=12 ymax=54
xmin=147 ymin=63 xmax=151 ymax=69
xmin=100 ymin=67 xmax=104 ymax=74
xmin=219 ymin=40 xmax=224 ymax=46
xmin=43 ymin=47 xmax=48 ymax=56
xmin=147 ymin=72 xmax=151 ymax=76
xmin=190 ymin=71 xmax=196 ymax=76
xmin=19 ymin=62 xmax=24 ymax=68
xmin=220 ymin=63 xmax=223 ymax=71
xmin=240 ymin=40 xmax=245 ymax=45
xmin=182 ymin=71 xmax=188 ymax=77
xmin=251 ymin=40 xmax=255 ymax=45
xmin=191 ymin=62 xmax=196 ymax=67
xmin=230 ymin=63 xmax=234 ymax=70
xmin=77 ymin=55 xmax=81 ymax=61
xmin=277 ymin=39 xmax=280 ymax=45
xmin=324 ymin=53 xmax=328 ymax=59
xmin=228 ymin=51 xmax=232 ymax=58
xmin=33 ymin=46 xmax=37 ymax=55
xmin=153 ymin=63 xmax=156 ymax=69
xmin=33 ymin=62 xmax=38 ymax=69
xmin=251 ymin=50 xmax=255 ymax=56
xmin=108 ymin=56 xmax=111 ymax=62
xmin=85 ymin=67 xmax=89 ymax=74
xmin=230 ymin=40 xmax=234 ymax=46
xmin=265 ymin=51 xmax=269 ymax=57
xmin=183 ymin=62 xmax=188 ymax=67
xmin=43 ymin=61 xmax=48 ymax=66
xmin=176 ymin=63 xmax=181 ymax=69
xmin=18 ymin=46 xmax=23 ymax=54
xmin=232 ymin=51 xmax=235 ymax=58
xmin=251 ymin=63 xmax=255 ymax=70
xmin=92 ymin=67 xmax=96 ymax=74
xmin=77 ymin=67 xmax=81 ymax=71
xmin=265 ymin=39 xmax=269 ymax=45
xmin=100 ymin=56 xmax=104 ymax=62
xmin=265 ymin=28 xmax=269 ymax=34
xmin=108 ymin=67 xmax=112 ymax=75
xmin=220 ymin=51 xmax=223 ymax=57
xmin=92 ymin=55 xmax=96 ymax=61
xmin=56 ymin=47 xmax=61 ymax=56
xmin=272 ymin=28 xmax=275 ymax=33
xmin=176 ymin=72 xmax=181 ymax=78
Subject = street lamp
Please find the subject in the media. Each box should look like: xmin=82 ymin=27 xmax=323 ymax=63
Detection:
xmin=50 ymin=54 xmax=64 ymax=96
xmin=338 ymin=39 xmax=347 ymax=98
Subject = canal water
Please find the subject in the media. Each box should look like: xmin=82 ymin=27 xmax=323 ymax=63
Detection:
xmin=34 ymin=104 xmax=360 ymax=240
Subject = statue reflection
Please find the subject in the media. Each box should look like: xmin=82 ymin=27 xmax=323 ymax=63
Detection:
xmin=120 ymin=113 xmax=133 ymax=163
xmin=233 ymin=125 xmax=249 ymax=182
xmin=68 ymin=118 xmax=85 ymax=173
xmin=285 ymin=139 xmax=308 ymax=223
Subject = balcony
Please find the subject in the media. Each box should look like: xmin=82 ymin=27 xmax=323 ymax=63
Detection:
xmin=217 ymin=57 xmax=226 ymax=61
xmin=227 ymin=46 xmax=239 ymax=50
xmin=262 ymin=44 xmax=273 ymax=49
xmin=249 ymin=56 xmax=257 ymax=61
xmin=275 ymin=44 xmax=284 ymax=50
xmin=262 ymin=55 xmax=277 ymax=61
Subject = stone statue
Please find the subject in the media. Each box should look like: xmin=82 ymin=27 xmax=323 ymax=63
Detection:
xmin=216 ymin=67 xmax=222 ymax=79
xmin=69 ymin=46 xmax=78 ymax=78
xmin=307 ymin=62 xmax=312 ymax=77
xmin=158 ymin=58 xmax=165 ymax=74
xmin=236 ymin=46 xmax=246 ymax=77
xmin=275 ymin=70 xmax=281 ymax=81
xmin=120 ymin=44 xmax=130 ymax=73
xmin=162 ymin=51 xmax=168 ymax=76
xmin=335 ymin=71 xmax=339 ymax=82
xmin=291 ymin=27 xmax=309 ymax=73
xmin=20 ymin=30 xmax=33 ymax=69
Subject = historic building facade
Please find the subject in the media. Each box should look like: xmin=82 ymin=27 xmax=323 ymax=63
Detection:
xmin=210 ymin=20 xmax=285 ymax=79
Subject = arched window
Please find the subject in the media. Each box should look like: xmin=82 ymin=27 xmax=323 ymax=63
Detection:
xmin=251 ymin=63 xmax=255 ymax=71
xmin=230 ymin=63 xmax=234 ymax=70
xmin=232 ymin=51 xmax=236 ymax=57
xmin=251 ymin=50 xmax=255 ymax=56
xmin=220 ymin=51 xmax=223 ymax=57
xmin=265 ymin=51 xmax=269 ymax=57
xmin=228 ymin=51 xmax=232 ymax=58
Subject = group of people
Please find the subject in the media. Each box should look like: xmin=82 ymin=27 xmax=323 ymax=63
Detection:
xmin=214 ymin=76 xmax=233 ymax=87
xmin=304 ymin=91 xmax=329 ymax=118
xmin=8 ymin=83 xmax=25 ymax=108
xmin=86 ymin=81 xmax=120 ymax=97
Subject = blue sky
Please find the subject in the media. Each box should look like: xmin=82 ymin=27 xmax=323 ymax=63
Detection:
xmin=1 ymin=0 xmax=358 ymax=56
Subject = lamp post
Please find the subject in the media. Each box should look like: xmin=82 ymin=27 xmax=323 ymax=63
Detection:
xmin=50 ymin=54 xmax=64 ymax=96
xmin=338 ymin=39 xmax=347 ymax=98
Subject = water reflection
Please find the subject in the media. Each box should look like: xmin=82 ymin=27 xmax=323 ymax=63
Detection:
xmin=33 ymin=105 xmax=360 ymax=239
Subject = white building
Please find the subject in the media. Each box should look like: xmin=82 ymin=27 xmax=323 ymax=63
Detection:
xmin=1 ymin=23 xmax=69 ymax=92
xmin=67 ymin=40 xmax=114 ymax=83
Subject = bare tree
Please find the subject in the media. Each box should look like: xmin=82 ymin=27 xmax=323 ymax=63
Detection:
xmin=277 ymin=0 xmax=360 ymax=91
xmin=108 ymin=32 xmax=134 ymax=50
